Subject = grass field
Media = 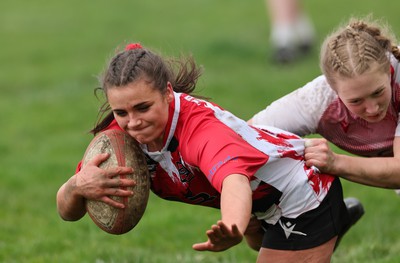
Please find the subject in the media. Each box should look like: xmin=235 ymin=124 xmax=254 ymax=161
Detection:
xmin=1 ymin=0 xmax=400 ymax=262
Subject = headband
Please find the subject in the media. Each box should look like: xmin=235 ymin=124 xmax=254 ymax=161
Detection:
xmin=125 ymin=43 xmax=143 ymax=51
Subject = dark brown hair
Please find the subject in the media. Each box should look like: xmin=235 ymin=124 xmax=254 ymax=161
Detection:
xmin=91 ymin=45 xmax=204 ymax=134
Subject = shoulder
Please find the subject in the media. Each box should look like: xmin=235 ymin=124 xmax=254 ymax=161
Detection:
xmin=300 ymin=76 xmax=337 ymax=112
xmin=175 ymin=94 xmax=234 ymax=151
xmin=252 ymin=75 xmax=337 ymax=136
xmin=300 ymin=75 xmax=335 ymax=98
xmin=265 ymin=75 xmax=337 ymax=111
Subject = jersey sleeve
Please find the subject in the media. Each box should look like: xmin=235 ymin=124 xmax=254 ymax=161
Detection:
xmin=251 ymin=75 xmax=337 ymax=137
xmin=184 ymin=120 xmax=265 ymax=192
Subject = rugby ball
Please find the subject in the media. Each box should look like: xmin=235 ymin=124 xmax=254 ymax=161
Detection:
xmin=81 ymin=129 xmax=150 ymax=235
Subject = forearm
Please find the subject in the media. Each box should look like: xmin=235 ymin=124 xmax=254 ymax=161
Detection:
xmin=192 ymin=174 xmax=253 ymax=252
xmin=221 ymin=174 xmax=252 ymax=234
xmin=56 ymin=175 xmax=87 ymax=221
xmin=333 ymin=154 xmax=400 ymax=188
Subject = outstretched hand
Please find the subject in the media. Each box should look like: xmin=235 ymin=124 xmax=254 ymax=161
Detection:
xmin=192 ymin=220 xmax=243 ymax=252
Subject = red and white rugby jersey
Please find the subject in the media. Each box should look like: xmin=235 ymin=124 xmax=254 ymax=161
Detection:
xmin=78 ymin=92 xmax=335 ymax=224
xmin=252 ymin=54 xmax=400 ymax=157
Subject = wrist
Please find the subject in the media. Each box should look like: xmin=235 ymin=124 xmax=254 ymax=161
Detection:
xmin=330 ymin=153 xmax=346 ymax=175
xmin=66 ymin=174 xmax=83 ymax=200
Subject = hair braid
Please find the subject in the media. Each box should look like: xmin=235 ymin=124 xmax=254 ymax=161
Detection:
xmin=107 ymin=53 xmax=123 ymax=85
xmin=352 ymin=32 xmax=365 ymax=63
xmin=321 ymin=16 xmax=396 ymax=88
xmin=392 ymin=46 xmax=400 ymax=61
xmin=120 ymin=50 xmax=146 ymax=85
xmin=351 ymin=19 xmax=399 ymax=64
xmin=327 ymin=35 xmax=350 ymax=76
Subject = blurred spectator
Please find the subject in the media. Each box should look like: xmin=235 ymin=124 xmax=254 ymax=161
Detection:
xmin=266 ymin=0 xmax=315 ymax=64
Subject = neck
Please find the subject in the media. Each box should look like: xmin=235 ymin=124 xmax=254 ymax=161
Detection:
xmin=146 ymin=137 xmax=164 ymax=152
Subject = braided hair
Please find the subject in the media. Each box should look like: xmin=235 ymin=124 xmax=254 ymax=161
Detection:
xmin=320 ymin=16 xmax=400 ymax=89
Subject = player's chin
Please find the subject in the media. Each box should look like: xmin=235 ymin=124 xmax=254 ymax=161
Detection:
xmin=126 ymin=129 xmax=150 ymax=142
xmin=125 ymin=131 xmax=143 ymax=142
xmin=130 ymin=129 xmax=163 ymax=145
xmin=130 ymin=134 xmax=153 ymax=145
xmin=364 ymin=113 xmax=385 ymax=123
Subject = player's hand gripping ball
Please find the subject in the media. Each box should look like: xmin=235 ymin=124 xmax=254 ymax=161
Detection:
xmin=82 ymin=129 xmax=150 ymax=235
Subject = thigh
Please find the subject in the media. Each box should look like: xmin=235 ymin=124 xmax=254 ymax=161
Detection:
xmin=257 ymin=236 xmax=337 ymax=263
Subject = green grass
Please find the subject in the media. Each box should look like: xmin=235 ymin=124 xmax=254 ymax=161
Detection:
xmin=1 ymin=0 xmax=400 ymax=262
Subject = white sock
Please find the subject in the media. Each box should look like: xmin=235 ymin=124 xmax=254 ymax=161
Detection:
xmin=294 ymin=14 xmax=315 ymax=45
xmin=270 ymin=14 xmax=314 ymax=48
xmin=270 ymin=23 xmax=297 ymax=48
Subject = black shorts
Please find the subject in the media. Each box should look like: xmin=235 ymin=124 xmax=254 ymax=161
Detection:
xmin=261 ymin=178 xmax=350 ymax=250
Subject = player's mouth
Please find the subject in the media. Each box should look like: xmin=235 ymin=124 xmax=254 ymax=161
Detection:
xmin=127 ymin=127 xmax=156 ymax=144
xmin=365 ymin=110 xmax=385 ymax=122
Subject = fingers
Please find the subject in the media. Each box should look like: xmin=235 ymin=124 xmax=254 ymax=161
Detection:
xmin=105 ymin=178 xmax=136 ymax=189
xmin=207 ymin=221 xmax=241 ymax=244
xmin=78 ymin=166 xmax=136 ymax=207
xmin=87 ymin=154 xmax=134 ymax=176
xmin=88 ymin=153 xmax=110 ymax=167
xmin=231 ymin=224 xmax=241 ymax=236
xmin=193 ymin=221 xmax=243 ymax=252
xmin=80 ymin=153 xmax=141 ymax=209
xmin=103 ymin=187 xmax=134 ymax=197
xmin=304 ymin=138 xmax=323 ymax=148
xmin=104 ymin=166 xmax=134 ymax=179
xmin=304 ymin=138 xmax=327 ymax=149
xmin=207 ymin=221 xmax=228 ymax=242
xmin=304 ymin=138 xmax=328 ymax=162
xmin=215 ymin=220 xmax=233 ymax=236
xmin=304 ymin=138 xmax=336 ymax=173
xmin=100 ymin=196 xmax=128 ymax=209
xmin=304 ymin=154 xmax=324 ymax=169
xmin=192 ymin=242 xmax=210 ymax=251
xmin=207 ymin=226 xmax=221 ymax=244
xmin=304 ymin=139 xmax=313 ymax=147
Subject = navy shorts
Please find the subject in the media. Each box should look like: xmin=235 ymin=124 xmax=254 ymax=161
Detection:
xmin=261 ymin=178 xmax=350 ymax=250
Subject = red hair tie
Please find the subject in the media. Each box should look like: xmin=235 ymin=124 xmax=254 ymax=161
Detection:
xmin=125 ymin=43 xmax=143 ymax=51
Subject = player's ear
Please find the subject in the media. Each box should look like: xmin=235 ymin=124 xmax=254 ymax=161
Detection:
xmin=166 ymin=82 xmax=174 ymax=102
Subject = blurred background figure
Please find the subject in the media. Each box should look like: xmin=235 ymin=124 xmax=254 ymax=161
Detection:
xmin=266 ymin=0 xmax=315 ymax=64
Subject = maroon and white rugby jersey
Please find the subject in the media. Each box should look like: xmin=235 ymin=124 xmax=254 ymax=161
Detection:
xmin=252 ymin=55 xmax=400 ymax=157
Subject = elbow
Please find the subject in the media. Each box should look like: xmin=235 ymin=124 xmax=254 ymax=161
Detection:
xmin=56 ymin=182 xmax=86 ymax=221
xmin=56 ymin=196 xmax=86 ymax=222
xmin=385 ymin=182 xmax=400 ymax=189
xmin=58 ymin=212 xmax=73 ymax=222
xmin=382 ymin=180 xmax=400 ymax=189
xmin=364 ymin=176 xmax=400 ymax=189
xmin=57 ymin=207 xmax=86 ymax=222
xmin=389 ymin=174 xmax=400 ymax=188
xmin=377 ymin=173 xmax=400 ymax=189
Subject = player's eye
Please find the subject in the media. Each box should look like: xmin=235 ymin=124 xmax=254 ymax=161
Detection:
xmin=372 ymin=89 xmax=384 ymax=97
xmin=348 ymin=99 xmax=362 ymax=105
xmin=136 ymin=104 xmax=150 ymax=112
xmin=113 ymin=110 xmax=127 ymax=117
